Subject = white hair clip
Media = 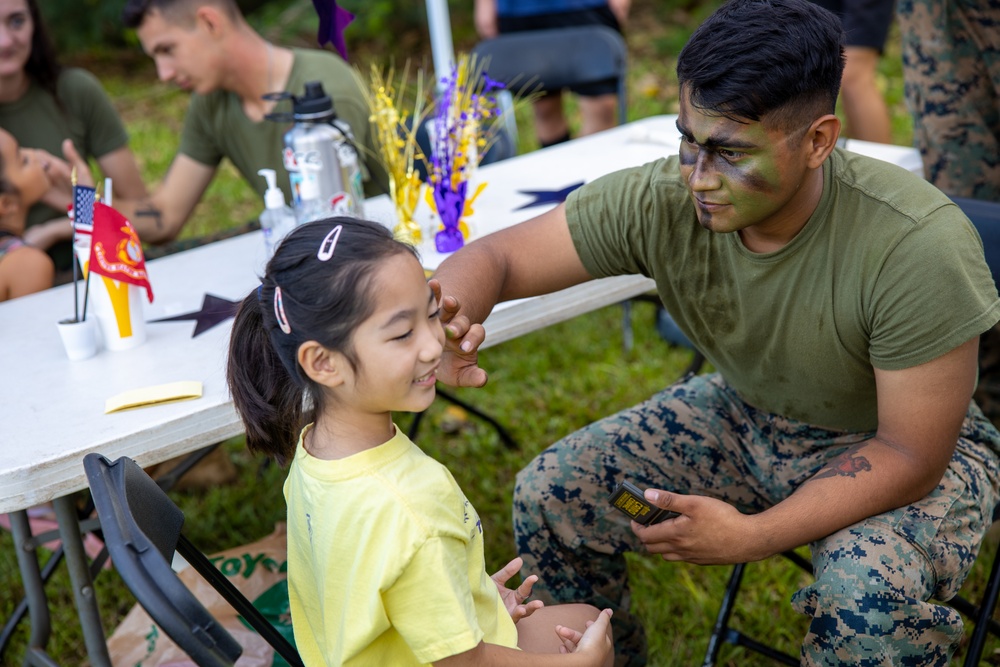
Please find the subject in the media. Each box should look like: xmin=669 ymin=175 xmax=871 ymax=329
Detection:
xmin=274 ymin=286 xmax=292 ymax=334
xmin=317 ymin=224 xmax=343 ymax=262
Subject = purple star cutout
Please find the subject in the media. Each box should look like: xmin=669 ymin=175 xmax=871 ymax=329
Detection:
xmin=514 ymin=182 xmax=585 ymax=210
xmin=150 ymin=294 xmax=241 ymax=337
xmin=312 ymin=0 xmax=355 ymax=61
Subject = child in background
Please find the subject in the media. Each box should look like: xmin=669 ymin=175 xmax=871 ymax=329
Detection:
xmin=226 ymin=218 xmax=613 ymax=666
xmin=0 ymin=127 xmax=54 ymax=301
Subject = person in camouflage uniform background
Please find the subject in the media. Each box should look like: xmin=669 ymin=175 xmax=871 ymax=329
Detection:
xmin=897 ymin=0 xmax=1000 ymax=202
xmin=897 ymin=1 xmax=1000 ymax=428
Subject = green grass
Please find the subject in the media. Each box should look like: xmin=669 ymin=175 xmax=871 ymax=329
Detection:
xmin=5 ymin=2 xmax=1000 ymax=665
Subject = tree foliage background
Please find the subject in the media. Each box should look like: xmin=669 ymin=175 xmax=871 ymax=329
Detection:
xmin=40 ymin=0 xmax=477 ymax=60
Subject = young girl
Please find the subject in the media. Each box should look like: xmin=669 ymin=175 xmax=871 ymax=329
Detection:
xmin=227 ymin=218 xmax=613 ymax=666
xmin=0 ymin=127 xmax=54 ymax=301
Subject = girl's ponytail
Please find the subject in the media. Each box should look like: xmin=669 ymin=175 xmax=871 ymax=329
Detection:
xmin=226 ymin=290 xmax=303 ymax=464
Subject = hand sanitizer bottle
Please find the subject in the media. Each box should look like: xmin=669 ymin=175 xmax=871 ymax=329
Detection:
xmin=257 ymin=168 xmax=296 ymax=259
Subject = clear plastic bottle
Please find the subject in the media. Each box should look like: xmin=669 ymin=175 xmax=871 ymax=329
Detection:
xmin=257 ymin=168 xmax=297 ymax=258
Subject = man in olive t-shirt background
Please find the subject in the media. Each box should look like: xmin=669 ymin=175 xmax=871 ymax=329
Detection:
xmin=105 ymin=0 xmax=385 ymax=246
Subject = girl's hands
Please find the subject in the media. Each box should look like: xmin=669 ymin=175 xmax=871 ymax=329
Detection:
xmin=556 ymin=609 xmax=614 ymax=657
xmin=490 ymin=557 xmax=544 ymax=623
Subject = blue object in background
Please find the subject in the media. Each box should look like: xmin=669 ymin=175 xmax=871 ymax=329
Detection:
xmin=656 ymin=307 xmax=695 ymax=349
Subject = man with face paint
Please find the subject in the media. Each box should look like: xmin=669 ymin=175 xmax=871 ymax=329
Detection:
xmin=433 ymin=0 xmax=1000 ymax=664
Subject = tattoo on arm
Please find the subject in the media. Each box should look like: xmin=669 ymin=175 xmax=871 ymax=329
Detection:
xmin=135 ymin=200 xmax=163 ymax=229
xmin=812 ymin=451 xmax=872 ymax=480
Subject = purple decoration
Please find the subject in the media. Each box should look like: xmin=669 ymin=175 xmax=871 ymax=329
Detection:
xmin=434 ymin=180 xmax=468 ymax=252
xmin=427 ymin=62 xmax=505 ymax=253
xmin=311 ymin=0 xmax=355 ymax=61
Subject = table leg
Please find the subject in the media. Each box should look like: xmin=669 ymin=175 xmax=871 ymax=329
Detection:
xmin=52 ymin=495 xmax=110 ymax=667
xmin=7 ymin=509 xmax=60 ymax=667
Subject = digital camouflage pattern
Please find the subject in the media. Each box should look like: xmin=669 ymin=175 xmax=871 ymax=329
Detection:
xmin=513 ymin=373 xmax=1000 ymax=666
xmin=897 ymin=0 xmax=1000 ymax=200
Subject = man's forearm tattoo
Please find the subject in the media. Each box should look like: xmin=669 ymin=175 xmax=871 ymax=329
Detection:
xmin=135 ymin=201 xmax=163 ymax=229
xmin=812 ymin=451 xmax=872 ymax=480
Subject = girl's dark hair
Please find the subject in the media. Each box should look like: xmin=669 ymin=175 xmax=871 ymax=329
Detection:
xmin=24 ymin=0 xmax=62 ymax=102
xmin=226 ymin=217 xmax=419 ymax=464
xmin=676 ymin=0 xmax=845 ymax=134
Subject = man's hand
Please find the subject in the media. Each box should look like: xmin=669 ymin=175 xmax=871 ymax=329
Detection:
xmin=429 ymin=279 xmax=488 ymax=387
xmin=490 ymin=557 xmax=544 ymax=623
xmin=38 ymin=140 xmax=95 ymax=213
xmin=631 ymin=490 xmax=765 ymax=565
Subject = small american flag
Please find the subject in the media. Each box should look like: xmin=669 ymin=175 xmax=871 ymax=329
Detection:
xmin=73 ymin=184 xmax=96 ymax=234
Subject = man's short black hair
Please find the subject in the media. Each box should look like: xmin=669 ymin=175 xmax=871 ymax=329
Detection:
xmin=122 ymin=0 xmax=241 ymax=29
xmin=677 ymin=0 xmax=845 ymax=133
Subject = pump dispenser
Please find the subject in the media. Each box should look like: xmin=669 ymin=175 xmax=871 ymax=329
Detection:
xmin=257 ymin=168 xmax=297 ymax=258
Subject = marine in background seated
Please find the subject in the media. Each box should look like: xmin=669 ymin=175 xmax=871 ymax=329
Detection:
xmin=110 ymin=0 xmax=386 ymax=247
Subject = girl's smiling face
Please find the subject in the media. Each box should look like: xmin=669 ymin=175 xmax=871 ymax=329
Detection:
xmin=336 ymin=252 xmax=446 ymax=417
xmin=0 ymin=128 xmax=50 ymax=211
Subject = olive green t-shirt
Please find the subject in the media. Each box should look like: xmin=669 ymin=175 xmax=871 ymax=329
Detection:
xmin=567 ymin=149 xmax=1000 ymax=432
xmin=0 ymin=68 xmax=130 ymax=231
xmin=178 ymin=47 xmax=386 ymax=203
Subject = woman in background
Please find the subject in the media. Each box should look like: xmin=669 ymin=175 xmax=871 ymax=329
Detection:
xmin=0 ymin=0 xmax=146 ymax=279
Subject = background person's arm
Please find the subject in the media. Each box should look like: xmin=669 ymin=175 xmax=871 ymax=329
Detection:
xmin=115 ymin=154 xmax=216 ymax=245
xmin=635 ymin=336 xmax=980 ymax=564
xmin=96 ymin=146 xmax=149 ymax=201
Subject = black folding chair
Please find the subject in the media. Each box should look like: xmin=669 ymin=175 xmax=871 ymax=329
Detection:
xmin=83 ymin=453 xmax=303 ymax=667
xmin=704 ymin=195 xmax=1000 ymax=665
xmin=471 ymin=24 xmax=628 ymax=158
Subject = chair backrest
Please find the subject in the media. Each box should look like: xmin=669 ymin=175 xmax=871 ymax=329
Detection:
xmin=471 ymin=24 xmax=628 ymax=126
xmin=84 ymin=453 xmax=303 ymax=667
xmin=952 ymin=196 xmax=1000 ymax=292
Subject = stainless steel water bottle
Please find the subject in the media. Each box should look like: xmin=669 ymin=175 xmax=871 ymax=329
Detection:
xmin=281 ymin=81 xmax=364 ymax=219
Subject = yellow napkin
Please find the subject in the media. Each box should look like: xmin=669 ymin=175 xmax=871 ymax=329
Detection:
xmin=105 ymin=381 xmax=203 ymax=414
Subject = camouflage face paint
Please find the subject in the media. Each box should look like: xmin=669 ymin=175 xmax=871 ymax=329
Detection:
xmin=676 ymin=90 xmax=818 ymax=246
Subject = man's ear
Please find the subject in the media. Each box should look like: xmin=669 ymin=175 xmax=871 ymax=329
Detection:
xmin=804 ymin=114 xmax=842 ymax=169
xmin=297 ymin=340 xmax=346 ymax=388
xmin=194 ymin=5 xmax=229 ymax=37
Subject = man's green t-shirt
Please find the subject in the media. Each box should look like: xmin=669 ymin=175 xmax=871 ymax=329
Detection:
xmin=0 ymin=68 xmax=130 ymax=231
xmin=567 ymin=149 xmax=1000 ymax=432
xmin=178 ymin=47 xmax=386 ymax=205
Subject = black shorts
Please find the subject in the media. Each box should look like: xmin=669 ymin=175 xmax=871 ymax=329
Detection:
xmin=810 ymin=0 xmax=895 ymax=51
xmin=497 ymin=6 xmax=622 ymax=97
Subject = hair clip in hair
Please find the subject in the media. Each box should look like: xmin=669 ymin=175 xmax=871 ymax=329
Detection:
xmin=274 ymin=286 xmax=292 ymax=334
xmin=317 ymin=224 xmax=344 ymax=262
xmin=257 ymin=284 xmax=264 ymax=302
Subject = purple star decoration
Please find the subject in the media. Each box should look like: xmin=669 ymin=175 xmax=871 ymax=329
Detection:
xmin=312 ymin=0 xmax=354 ymax=61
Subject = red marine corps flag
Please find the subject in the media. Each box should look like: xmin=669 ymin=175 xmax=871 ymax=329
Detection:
xmin=89 ymin=202 xmax=154 ymax=303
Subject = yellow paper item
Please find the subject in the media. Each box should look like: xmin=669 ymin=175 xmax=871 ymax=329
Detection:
xmin=105 ymin=381 xmax=204 ymax=414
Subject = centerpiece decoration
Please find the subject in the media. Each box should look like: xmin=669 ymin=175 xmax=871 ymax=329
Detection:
xmin=424 ymin=54 xmax=505 ymax=253
xmin=365 ymin=64 xmax=430 ymax=244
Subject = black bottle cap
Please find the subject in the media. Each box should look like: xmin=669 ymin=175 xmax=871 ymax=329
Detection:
xmin=292 ymin=81 xmax=335 ymax=119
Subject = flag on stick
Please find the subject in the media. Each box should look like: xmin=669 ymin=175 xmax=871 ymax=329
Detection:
xmin=73 ymin=184 xmax=96 ymax=235
xmin=89 ymin=202 xmax=154 ymax=303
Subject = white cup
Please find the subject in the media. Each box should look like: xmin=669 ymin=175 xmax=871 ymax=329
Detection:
xmin=57 ymin=318 xmax=99 ymax=361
